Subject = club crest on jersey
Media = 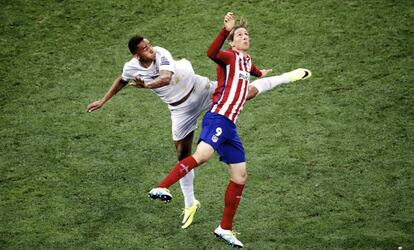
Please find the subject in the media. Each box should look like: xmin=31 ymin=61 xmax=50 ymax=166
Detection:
xmin=238 ymin=71 xmax=250 ymax=81
xmin=160 ymin=56 xmax=170 ymax=65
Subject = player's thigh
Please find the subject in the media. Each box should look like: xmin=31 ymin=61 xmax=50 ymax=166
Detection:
xmin=170 ymin=106 xmax=199 ymax=141
xmin=193 ymin=141 xmax=215 ymax=164
xmin=169 ymin=87 xmax=211 ymax=141
xmin=215 ymin=129 xmax=246 ymax=165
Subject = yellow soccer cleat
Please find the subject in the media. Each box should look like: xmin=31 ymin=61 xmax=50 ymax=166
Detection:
xmin=181 ymin=200 xmax=201 ymax=229
xmin=284 ymin=68 xmax=312 ymax=82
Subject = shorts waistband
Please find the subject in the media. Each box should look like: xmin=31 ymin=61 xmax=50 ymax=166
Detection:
xmin=169 ymin=86 xmax=195 ymax=106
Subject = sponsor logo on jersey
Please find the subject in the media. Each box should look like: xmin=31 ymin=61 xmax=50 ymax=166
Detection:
xmin=161 ymin=56 xmax=170 ymax=65
xmin=238 ymin=71 xmax=250 ymax=81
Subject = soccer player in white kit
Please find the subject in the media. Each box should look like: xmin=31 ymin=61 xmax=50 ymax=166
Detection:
xmin=87 ymin=35 xmax=311 ymax=229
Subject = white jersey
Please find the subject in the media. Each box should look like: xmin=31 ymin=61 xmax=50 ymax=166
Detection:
xmin=121 ymin=46 xmax=195 ymax=104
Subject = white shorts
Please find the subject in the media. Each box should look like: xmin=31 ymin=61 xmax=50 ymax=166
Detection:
xmin=168 ymin=75 xmax=216 ymax=141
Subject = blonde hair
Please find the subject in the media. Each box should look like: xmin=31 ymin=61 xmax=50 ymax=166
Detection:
xmin=227 ymin=17 xmax=248 ymax=42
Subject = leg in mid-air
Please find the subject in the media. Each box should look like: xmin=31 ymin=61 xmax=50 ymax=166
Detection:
xmin=246 ymin=68 xmax=312 ymax=100
xmin=198 ymin=68 xmax=312 ymax=102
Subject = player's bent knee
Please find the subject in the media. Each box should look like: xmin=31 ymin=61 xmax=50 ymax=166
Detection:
xmin=193 ymin=151 xmax=210 ymax=164
xmin=174 ymin=134 xmax=194 ymax=161
xmin=232 ymin=172 xmax=248 ymax=185
xmin=229 ymin=162 xmax=248 ymax=184
xmin=176 ymin=147 xmax=191 ymax=161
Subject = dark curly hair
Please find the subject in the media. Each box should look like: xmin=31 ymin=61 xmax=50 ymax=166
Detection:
xmin=128 ymin=35 xmax=144 ymax=54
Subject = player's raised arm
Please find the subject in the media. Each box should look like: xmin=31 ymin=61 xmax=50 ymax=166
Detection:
xmin=223 ymin=12 xmax=235 ymax=32
xmin=86 ymin=76 xmax=127 ymax=113
xmin=207 ymin=12 xmax=235 ymax=64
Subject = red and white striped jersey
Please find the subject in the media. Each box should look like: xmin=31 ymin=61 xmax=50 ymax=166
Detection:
xmin=207 ymin=28 xmax=262 ymax=123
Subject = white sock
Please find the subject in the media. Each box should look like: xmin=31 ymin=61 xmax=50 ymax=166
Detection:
xmin=179 ymin=169 xmax=196 ymax=208
xmin=250 ymin=74 xmax=291 ymax=95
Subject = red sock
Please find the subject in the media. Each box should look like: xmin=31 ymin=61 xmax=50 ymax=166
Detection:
xmin=157 ymin=156 xmax=198 ymax=188
xmin=220 ymin=180 xmax=245 ymax=230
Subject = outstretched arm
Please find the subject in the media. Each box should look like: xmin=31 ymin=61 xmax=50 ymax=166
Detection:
xmin=86 ymin=76 xmax=127 ymax=113
xmin=251 ymin=63 xmax=272 ymax=78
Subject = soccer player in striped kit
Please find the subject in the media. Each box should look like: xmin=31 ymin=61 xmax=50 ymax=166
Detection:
xmin=87 ymin=33 xmax=311 ymax=232
xmin=148 ymin=12 xmax=305 ymax=248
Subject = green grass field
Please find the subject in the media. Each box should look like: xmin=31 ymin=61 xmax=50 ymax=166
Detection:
xmin=1 ymin=0 xmax=413 ymax=249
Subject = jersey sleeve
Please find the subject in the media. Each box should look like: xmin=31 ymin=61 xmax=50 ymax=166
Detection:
xmin=250 ymin=63 xmax=263 ymax=77
xmin=156 ymin=47 xmax=175 ymax=73
xmin=207 ymin=28 xmax=233 ymax=65
xmin=121 ymin=63 xmax=133 ymax=82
